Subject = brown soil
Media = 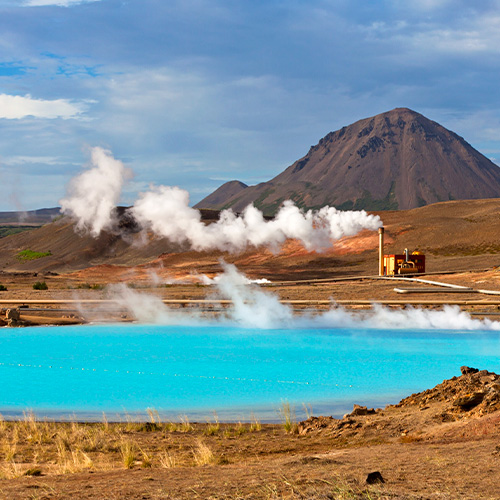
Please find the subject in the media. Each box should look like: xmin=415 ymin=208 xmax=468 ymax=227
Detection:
xmin=3 ymin=267 xmax=500 ymax=326
xmin=2 ymin=198 xmax=500 ymax=279
xmin=1 ymin=369 xmax=500 ymax=499
xmin=2 ymin=199 xmax=500 ymax=497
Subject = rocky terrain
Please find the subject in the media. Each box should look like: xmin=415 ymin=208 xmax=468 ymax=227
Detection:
xmin=1 ymin=367 xmax=500 ymax=499
xmin=2 ymin=197 xmax=500 ymax=281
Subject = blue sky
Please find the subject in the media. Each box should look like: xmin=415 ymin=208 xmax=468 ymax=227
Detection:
xmin=1 ymin=0 xmax=500 ymax=210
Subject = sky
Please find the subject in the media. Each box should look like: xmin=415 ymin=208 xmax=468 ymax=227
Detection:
xmin=1 ymin=0 xmax=500 ymax=211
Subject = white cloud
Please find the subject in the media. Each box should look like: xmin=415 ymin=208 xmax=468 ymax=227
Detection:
xmin=395 ymin=0 xmax=453 ymax=10
xmin=1 ymin=155 xmax=78 ymax=166
xmin=24 ymin=0 xmax=101 ymax=6
xmin=0 ymin=93 xmax=88 ymax=119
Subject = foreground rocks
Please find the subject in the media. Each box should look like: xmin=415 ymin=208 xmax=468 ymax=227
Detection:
xmin=1 ymin=367 xmax=500 ymax=499
xmin=396 ymin=366 xmax=500 ymax=417
xmin=298 ymin=367 xmax=500 ymax=441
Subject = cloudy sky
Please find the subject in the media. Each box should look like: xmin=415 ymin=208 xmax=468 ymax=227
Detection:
xmin=1 ymin=0 xmax=500 ymax=211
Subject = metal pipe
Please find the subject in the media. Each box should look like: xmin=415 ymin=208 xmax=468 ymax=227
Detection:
xmin=378 ymin=227 xmax=385 ymax=276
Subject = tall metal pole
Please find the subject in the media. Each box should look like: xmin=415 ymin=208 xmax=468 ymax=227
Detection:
xmin=378 ymin=227 xmax=385 ymax=276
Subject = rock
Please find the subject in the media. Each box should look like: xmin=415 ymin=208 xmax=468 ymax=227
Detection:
xmin=480 ymin=375 xmax=497 ymax=384
xmin=297 ymin=416 xmax=335 ymax=435
xmin=348 ymin=404 xmax=376 ymax=416
xmin=6 ymin=308 xmax=20 ymax=321
xmin=453 ymin=392 xmax=485 ymax=410
xmin=460 ymin=366 xmax=479 ymax=375
xmin=366 ymin=471 xmax=385 ymax=484
xmin=338 ymin=418 xmax=355 ymax=428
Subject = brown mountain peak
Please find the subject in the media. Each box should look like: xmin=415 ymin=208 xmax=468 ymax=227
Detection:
xmin=196 ymin=109 xmax=500 ymax=215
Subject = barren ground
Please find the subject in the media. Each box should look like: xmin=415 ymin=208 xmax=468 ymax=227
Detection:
xmin=1 ymin=368 xmax=500 ymax=499
xmin=2 ymin=199 xmax=500 ymax=497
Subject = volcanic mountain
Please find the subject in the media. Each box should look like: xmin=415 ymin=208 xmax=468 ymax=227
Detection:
xmin=195 ymin=108 xmax=500 ymax=214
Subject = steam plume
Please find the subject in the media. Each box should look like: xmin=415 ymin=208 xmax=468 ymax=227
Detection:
xmin=60 ymin=147 xmax=381 ymax=251
xmin=98 ymin=264 xmax=500 ymax=331
xmin=131 ymin=185 xmax=382 ymax=252
xmin=60 ymin=147 xmax=131 ymax=237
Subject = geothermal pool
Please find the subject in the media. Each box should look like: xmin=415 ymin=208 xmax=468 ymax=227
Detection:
xmin=1 ymin=324 xmax=500 ymax=421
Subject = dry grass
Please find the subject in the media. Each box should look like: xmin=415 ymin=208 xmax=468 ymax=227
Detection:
xmin=278 ymin=401 xmax=298 ymax=434
xmin=204 ymin=412 xmax=220 ymax=436
xmin=192 ymin=440 xmax=216 ymax=466
xmin=140 ymin=448 xmax=153 ymax=468
xmin=179 ymin=415 xmax=193 ymax=433
xmin=120 ymin=440 xmax=136 ymax=469
xmin=250 ymin=414 xmax=262 ymax=432
xmin=158 ymin=449 xmax=177 ymax=468
xmin=0 ymin=409 xmax=499 ymax=499
xmin=0 ymin=412 xmax=232 ymax=475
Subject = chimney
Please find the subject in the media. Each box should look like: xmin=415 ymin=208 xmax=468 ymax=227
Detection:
xmin=378 ymin=227 xmax=385 ymax=276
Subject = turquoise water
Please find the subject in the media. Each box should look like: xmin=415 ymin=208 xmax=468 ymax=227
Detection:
xmin=1 ymin=324 xmax=500 ymax=421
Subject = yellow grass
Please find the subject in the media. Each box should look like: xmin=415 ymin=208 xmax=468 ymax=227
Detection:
xmin=192 ymin=440 xmax=216 ymax=466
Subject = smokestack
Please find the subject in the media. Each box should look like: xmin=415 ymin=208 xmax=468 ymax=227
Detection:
xmin=378 ymin=227 xmax=385 ymax=276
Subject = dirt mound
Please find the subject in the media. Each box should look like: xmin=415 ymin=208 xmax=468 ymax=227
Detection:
xmin=298 ymin=368 xmax=500 ymax=443
xmin=396 ymin=366 xmax=500 ymax=417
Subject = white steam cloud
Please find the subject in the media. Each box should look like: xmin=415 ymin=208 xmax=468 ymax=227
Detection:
xmin=131 ymin=186 xmax=381 ymax=252
xmin=60 ymin=147 xmax=132 ymax=237
xmin=60 ymin=147 xmax=382 ymax=252
xmin=100 ymin=263 xmax=500 ymax=331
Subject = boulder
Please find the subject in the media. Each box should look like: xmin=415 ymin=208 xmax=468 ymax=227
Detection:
xmin=366 ymin=471 xmax=385 ymax=484
xmin=6 ymin=308 xmax=20 ymax=321
xmin=348 ymin=404 xmax=376 ymax=417
xmin=453 ymin=392 xmax=485 ymax=410
xmin=460 ymin=366 xmax=479 ymax=375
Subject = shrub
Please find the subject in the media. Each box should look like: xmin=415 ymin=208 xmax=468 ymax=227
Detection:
xmin=17 ymin=249 xmax=52 ymax=262
xmin=33 ymin=281 xmax=48 ymax=290
xmin=0 ymin=284 xmax=7 ymax=291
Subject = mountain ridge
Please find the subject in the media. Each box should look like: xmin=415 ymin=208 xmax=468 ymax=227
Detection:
xmin=195 ymin=108 xmax=500 ymax=214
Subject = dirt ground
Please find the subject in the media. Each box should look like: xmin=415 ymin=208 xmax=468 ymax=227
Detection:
xmin=2 ymin=266 xmax=500 ymax=326
xmin=1 ymin=368 xmax=500 ymax=499
xmin=3 ymin=200 xmax=500 ymax=498
xmin=2 ymin=270 xmax=500 ymax=498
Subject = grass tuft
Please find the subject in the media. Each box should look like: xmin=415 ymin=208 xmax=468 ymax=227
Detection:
xmin=179 ymin=415 xmax=193 ymax=433
xmin=120 ymin=440 xmax=136 ymax=469
xmin=249 ymin=414 xmax=262 ymax=432
xmin=192 ymin=440 xmax=216 ymax=466
xmin=233 ymin=422 xmax=248 ymax=436
xmin=140 ymin=448 xmax=153 ymax=468
xmin=278 ymin=401 xmax=298 ymax=434
xmin=204 ymin=412 xmax=220 ymax=436
xmin=159 ymin=449 xmax=177 ymax=468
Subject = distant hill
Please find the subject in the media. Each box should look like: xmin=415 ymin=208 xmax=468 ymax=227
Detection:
xmin=195 ymin=108 xmax=500 ymax=214
xmin=2 ymin=198 xmax=500 ymax=278
xmin=0 ymin=207 xmax=61 ymax=239
xmin=0 ymin=207 xmax=61 ymax=225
